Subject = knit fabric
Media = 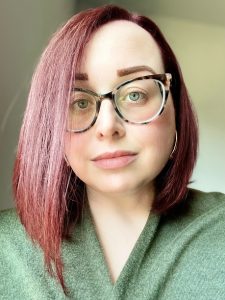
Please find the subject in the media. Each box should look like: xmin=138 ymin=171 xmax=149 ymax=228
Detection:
xmin=1 ymin=189 xmax=225 ymax=299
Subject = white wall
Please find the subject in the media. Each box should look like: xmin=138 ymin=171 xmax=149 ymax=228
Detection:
xmin=152 ymin=16 xmax=225 ymax=193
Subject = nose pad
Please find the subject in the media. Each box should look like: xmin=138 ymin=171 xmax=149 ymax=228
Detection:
xmin=95 ymin=99 xmax=125 ymax=138
xmin=97 ymin=99 xmax=119 ymax=126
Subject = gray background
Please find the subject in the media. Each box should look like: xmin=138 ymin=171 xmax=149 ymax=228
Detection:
xmin=1 ymin=0 xmax=224 ymax=210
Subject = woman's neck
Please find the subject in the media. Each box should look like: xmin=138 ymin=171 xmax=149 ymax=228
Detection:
xmin=87 ymin=184 xmax=154 ymax=221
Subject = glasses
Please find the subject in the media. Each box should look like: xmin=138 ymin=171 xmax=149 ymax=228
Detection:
xmin=67 ymin=73 xmax=172 ymax=133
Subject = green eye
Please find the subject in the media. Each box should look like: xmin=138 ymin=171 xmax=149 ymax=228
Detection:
xmin=129 ymin=92 xmax=141 ymax=101
xmin=76 ymin=99 xmax=89 ymax=109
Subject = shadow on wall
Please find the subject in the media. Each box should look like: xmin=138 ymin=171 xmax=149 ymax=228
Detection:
xmin=0 ymin=0 xmax=76 ymax=210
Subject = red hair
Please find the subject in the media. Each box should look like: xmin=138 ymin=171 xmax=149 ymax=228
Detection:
xmin=13 ymin=4 xmax=198 ymax=294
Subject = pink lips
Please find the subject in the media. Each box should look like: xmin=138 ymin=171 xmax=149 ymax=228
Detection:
xmin=92 ymin=151 xmax=137 ymax=169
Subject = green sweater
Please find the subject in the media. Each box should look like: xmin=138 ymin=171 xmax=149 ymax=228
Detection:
xmin=1 ymin=189 xmax=225 ymax=299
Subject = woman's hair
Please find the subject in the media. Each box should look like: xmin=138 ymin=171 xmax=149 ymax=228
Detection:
xmin=13 ymin=4 xmax=198 ymax=294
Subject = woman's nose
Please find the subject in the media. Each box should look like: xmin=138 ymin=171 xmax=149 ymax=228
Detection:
xmin=94 ymin=99 xmax=125 ymax=140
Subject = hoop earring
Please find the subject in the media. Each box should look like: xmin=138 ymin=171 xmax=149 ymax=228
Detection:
xmin=170 ymin=131 xmax=177 ymax=159
xmin=64 ymin=168 xmax=72 ymax=199
xmin=64 ymin=154 xmax=70 ymax=167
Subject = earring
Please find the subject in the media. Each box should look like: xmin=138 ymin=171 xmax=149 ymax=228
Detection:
xmin=170 ymin=131 xmax=177 ymax=159
xmin=64 ymin=154 xmax=70 ymax=167
xmin=64 ymin=168 xmax=72 ymax=199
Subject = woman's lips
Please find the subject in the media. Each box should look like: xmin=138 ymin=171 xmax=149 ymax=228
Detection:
xmin=91 ymin=151 xmax=137 ymax=169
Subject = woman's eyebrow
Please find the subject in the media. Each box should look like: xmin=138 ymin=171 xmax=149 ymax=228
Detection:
xmin=117 ymin=65 xmax=157 ymax=76
xmin=74 ymin=65 xmax=157 ymax=81
xmin=75 ymin=73 xmax=89 ymax=80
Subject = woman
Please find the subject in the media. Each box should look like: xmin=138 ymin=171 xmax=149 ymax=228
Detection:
xmin=1 ymin=4 xmax=225 ymax=299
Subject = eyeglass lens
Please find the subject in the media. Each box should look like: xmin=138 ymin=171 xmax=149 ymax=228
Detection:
xmin=68 ymin=78 xmax=165 ymax=132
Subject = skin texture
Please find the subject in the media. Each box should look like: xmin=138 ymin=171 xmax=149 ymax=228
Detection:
xmin=65 ymin=20 xmax=176 ymax=282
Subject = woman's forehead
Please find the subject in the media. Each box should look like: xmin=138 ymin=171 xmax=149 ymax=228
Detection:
xmin=78 ymin=20 xmax=164 ymax=77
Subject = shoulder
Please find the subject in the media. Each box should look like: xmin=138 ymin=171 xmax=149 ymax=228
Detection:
xmin=185 ymin=188 xmax=225 ymax=223
xmin=187 ymin=188 xmax=225 ymax=234
xmin=0 ymin=208 xmax=24 ymax=236
xmin=0 ymin=209 xmax=63 ymax=298
xmin=188 ymin=188 xmax=225 ymax=211
xmin=0 ymin=208 xmax=32 ymax=253
xmin=158 ymin=190 xmax=225 ymax=299
xmin=0 ymin=207 xmax=19 ymax=223
xmin=160 ymin=189 xmax=225 ymax=245
xmin=168 ymin=188 xmax=225 ymax=223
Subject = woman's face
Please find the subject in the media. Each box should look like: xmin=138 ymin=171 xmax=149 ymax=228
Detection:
xmin=65 ymin=20 xmax=176 ymax=197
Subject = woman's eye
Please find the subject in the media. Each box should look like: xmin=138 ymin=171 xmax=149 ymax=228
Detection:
xmin=125 ymin=91 xmax=146 ymax=102
xmin=76 ymin=99 xmax=89 ymax=109
xmin=128 ymin=92 xmax=141 ymax=101
xmin=71 ymin=99 xmax=90 ymax=110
